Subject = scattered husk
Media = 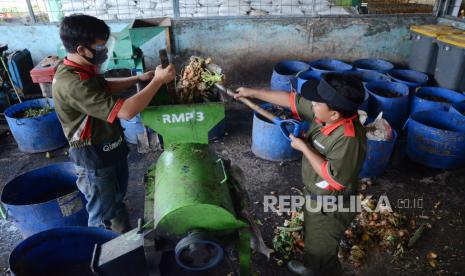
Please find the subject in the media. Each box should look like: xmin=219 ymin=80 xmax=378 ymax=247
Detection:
xmin=426 ymin=251 xmax=439 ymax=268
xmin=272 ymin=197 xmax=431 ymax=269
xmin=339 ymin=197 xmax=413 ymax=267
xmin=272 ymin=210 xmax=304 ymax=259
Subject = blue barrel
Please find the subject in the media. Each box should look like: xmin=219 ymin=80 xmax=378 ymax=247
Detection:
xmin=450 ymin=101 xmax=465 ymax=118
xmin=120 ymin=113 xmax=145 ymax=144
xmin=4 ymin=98 xmax=67 ymax=153
xmin=406 ymin=111 xmax=465 ymax=169
xmin=271 ymin=60 xmax=310 ymax=92
xmin=9 ymin=227 xmax=118 ymax=276
xmin=353 ymin=59 xmax=394 ymax=73
xmin=344 ymin=71 xmax=391 ymax=111
xmin=359 ymin=130 xmax=397 ymax=178
xmin=252 ymin=104 xmax=301 ymax=161
xmin=387 ymin=69 xmax=428 ymax=89
xmin=411 ymin=87 xmax=465 ymax=114
xmin=296 ymin=70 xmax=321 ymax=94
xmin=308 ymin=59 xmax=353 ymax=77
xmin=366 ymin=81 xmax=410 ymax=129
xmin=343 ymin=70 xmax=391 ymax=83
xmin=1 ymin=162 xmax=88 ymax=238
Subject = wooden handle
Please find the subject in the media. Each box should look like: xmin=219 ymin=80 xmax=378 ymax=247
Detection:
xmin=159 ymin=49 xmax=169 ymax=68
xmin=158 ymin=49 xmax=176 ymax=104
xmin=215 ymin=84 xmax=276 ymax=122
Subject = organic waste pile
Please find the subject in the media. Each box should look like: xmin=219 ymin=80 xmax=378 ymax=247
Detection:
xmin=270 ymin=106 xmax=293 ymax=120
xmin=272 ymin=210 xmax=305 ymax=265
xmin=272 ymin=196 xmax=432 ymax=268
xmin=371 ymin=87 xmax=402 ymax=98
xmin=339 ymin=196 xmax=433 ymax=267
xmin=176 ymin=56 xmax=224 ymax=104
xmin=256 ymin=105 xmax=294 ymax=123
xmin=418 ymin=94 xmax=451 ymax=104
xmin=14 ymin=103 xmax=54 ymax=118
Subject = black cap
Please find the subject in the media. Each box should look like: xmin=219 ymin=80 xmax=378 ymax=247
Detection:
xmin=300 ymin=73 xmax=363 ymax=112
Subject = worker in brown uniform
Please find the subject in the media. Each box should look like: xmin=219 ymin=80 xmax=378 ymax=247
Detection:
xmin=53 ymin=14 xmax=175 ymax=232
xmin=235 ymin=73 xmax=366 ymax=275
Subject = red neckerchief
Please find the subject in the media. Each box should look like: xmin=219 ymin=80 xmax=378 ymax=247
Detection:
xmin=315 ymin=114 xmax=358 ymax=137
xmin=63 ymin=58 xmax=98 ymax=80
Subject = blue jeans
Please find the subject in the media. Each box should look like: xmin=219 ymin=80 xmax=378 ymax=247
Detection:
xmin=75 ymin=159 xmax=128 ymax=227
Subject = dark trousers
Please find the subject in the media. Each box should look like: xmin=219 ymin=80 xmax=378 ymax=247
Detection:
xmin=303 ymin=198 xmax=356 ymax=276
xmin=74 ymin=159 xmax=129 ymax=227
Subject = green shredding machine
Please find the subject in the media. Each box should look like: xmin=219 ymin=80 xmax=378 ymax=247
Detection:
xmin=58 ymin=18 xmax=171 ymax=73
xmin=90 ymin=89 xmax=271 ymax=275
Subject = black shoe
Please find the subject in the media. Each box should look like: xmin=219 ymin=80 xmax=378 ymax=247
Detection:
xmin=110 ymin=208 xmax=132 ymax=233
xmin=287 ymin=260 xmax=315 ymax=276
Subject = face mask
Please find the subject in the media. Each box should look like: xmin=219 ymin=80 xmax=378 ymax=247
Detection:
xmin=82 ymin=45 xmax=108 ymax=65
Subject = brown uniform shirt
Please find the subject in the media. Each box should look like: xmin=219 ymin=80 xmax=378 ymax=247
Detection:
xmin=290 ymin=92 xmax=367 ymax=197
xmin=52 ymin=58 xmax=128 ymax=169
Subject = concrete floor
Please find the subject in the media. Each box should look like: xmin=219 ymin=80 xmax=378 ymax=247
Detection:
xmin=0 ymin=102 xmax=465 ymax=275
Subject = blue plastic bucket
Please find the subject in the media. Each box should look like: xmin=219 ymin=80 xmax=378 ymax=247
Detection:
xmin=9 ymin=227 xmax=118 ymax=276
xmin=271 ymin=60 xmax=310 ymax=92
xmin=251 ymin=104 xmax=301 ymax=161
xmin=450 ymin=101 xmax=465 ymax=118
xmin=406 ymin=111 xmax=465 ymax=169
xmin=4 ymin=98 xmax=67 ymax=153
xmin=120 ymin=114 xmax=145 ymax=144
xmin=308 ymin=59 xmax=353 ymax=77
xmin=353 ymin=59 xmax=394 ymax=73
xmin=387 ymin=69 xmax=429 ymax=89
xmin=359 ymin=130 xmax=397 ymax=178
xmin=296 ymin=70 xmax=321 ymax=94
xmin=411 ymin=87 xmax=465 ymax=114
xmin=366 ymin=81 xmax=410 ymax=129
xmin=0 ymin=162 xmax=88 ymax=238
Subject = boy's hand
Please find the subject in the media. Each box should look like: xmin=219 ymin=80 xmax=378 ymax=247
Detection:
xmin=289 ymin=134 xmax=308 ymax=153
xmin=154 ymin=64 xmax=176 ymax=83
xmin=139 ymin=70 xmax=155 ymax=82
xmin=234 ymin=87 xmax=257 ymax=99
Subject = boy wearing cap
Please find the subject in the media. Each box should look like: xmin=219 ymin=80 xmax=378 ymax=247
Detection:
xmin=235 ymin=73 xmax=366 ymax=276
xmin=53 ymin=15 xmax=175 ymax=233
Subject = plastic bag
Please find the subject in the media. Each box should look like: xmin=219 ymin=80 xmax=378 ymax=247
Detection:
xmin=365 ymin=112 xmax=393 ymax=141
xmin=358 ymin=110 xmax=368 ymax=125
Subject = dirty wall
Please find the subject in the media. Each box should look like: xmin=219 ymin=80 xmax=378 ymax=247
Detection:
xmin=0 ymin=14 xmax=436 ymax=84
xmin=172 ymin=15 xmax=436 ymax=83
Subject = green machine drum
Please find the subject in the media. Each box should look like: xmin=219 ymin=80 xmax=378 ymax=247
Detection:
xmin=152 ymin=143 xmax=247 ymax=236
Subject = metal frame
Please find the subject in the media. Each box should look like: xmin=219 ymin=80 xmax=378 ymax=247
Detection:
xmin=25 ymin=0 xmax=36 ymax=23
xmin=172 ymin=0 xmax=180 ymax=18
xmin=3 ymin=0 xmax=441 ymax=25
